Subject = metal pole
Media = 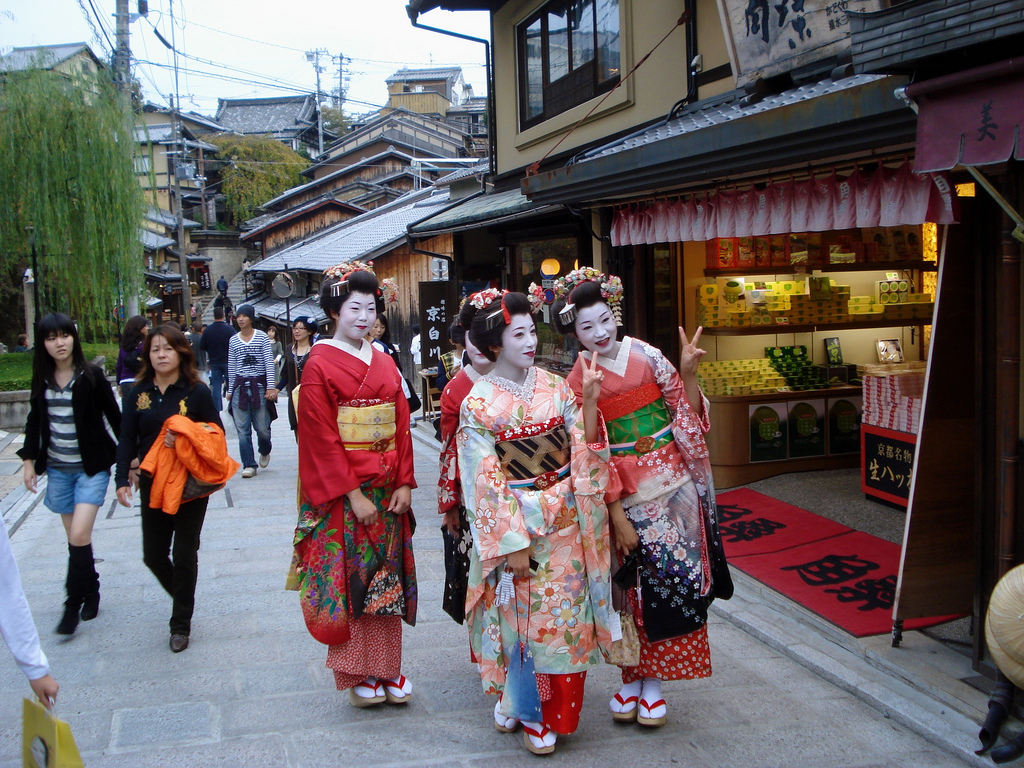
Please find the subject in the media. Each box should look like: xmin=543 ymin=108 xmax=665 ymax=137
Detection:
xmin=114 ymin=0 xmax=130 ymax=99
xmin=169 ymin=0 xmax=191 ymax=322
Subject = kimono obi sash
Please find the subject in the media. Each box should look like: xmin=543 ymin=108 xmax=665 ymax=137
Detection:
xmin=494 ymin=416 xmax=569 ymax=491
xmin=600 ymin=382 xmax=673 ymax=456
xmin=336 ymin=399 xmax=396 ymax=453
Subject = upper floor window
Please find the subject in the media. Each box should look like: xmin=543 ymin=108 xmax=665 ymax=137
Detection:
xmin=518 ymin=0 xmax=620 ymax=129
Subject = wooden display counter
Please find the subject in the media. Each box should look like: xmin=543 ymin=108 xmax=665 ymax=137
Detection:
xmin=706 ymin=386 xmax=863 ymax=488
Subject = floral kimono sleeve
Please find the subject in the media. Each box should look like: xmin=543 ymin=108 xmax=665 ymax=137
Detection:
xmin=558 ymin=377 xmax=615 ymax=653
xmin=646 ymin=342 xmax=711 ymax=461
xmin=456 ymin=397 xmax=532 ymax=564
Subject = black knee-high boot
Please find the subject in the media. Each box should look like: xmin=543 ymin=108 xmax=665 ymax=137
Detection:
xmin=56 ymin=544 xmax=98 ymax=634
xmin=78 ymin=543 xmax=100 ymax=621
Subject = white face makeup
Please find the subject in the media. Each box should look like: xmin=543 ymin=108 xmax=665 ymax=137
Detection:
xmin=574 ymin=303 xmax=618 ymax=356
xmin=496 ymin=313 xmax=537 ymax=372
xmin=334 ymin=293 xmax=377 ymax=346
xmin=464 ymin=330 xmax=494 ymax=373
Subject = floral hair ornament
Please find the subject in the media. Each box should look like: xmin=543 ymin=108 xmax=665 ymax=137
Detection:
xmin=553 ymin=267 xmax=625 ymax=326
xmin=380 ymin=277 xmax=399 ymax=307
xmin=526 ymin=283 xmax=546 ymax=315
xmin=324 ymin=260 xmax=375 ymax=297
xmin=466 ymin=287 xmax=507 ymax=311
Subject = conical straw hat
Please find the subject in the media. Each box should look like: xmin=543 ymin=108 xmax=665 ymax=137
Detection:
xmin=985 ymin=564 xmax=1024 ymax=688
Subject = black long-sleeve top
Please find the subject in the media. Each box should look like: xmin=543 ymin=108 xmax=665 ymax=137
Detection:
xmin=115 ymin=376 xmax=221 ymax=488
xmin=17 ymin=364 xmax=121 ymax=476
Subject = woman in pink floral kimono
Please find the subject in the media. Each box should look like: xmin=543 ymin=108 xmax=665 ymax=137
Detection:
xmin=552 ymin=271 xmax=732 ymax=730
xmin=456 ymin=291 xmax=614 ymax=756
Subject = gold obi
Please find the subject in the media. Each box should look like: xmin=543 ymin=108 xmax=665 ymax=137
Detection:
xmin=337 ymin=402 xmax=396 ymax=453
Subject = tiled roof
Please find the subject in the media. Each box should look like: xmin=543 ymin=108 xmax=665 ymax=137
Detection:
xmin=146 ymin=207 xmax=200 ymax=230
xmin=0 ymin=43 xmax=100 ymax=72
xmin=580 ymin=74 xmax=889 ymax=162
xmin=410 ymin=187 xmax=554 ymax=235
xmin=140 ymin=229 xmax=176 ymax=251
xmin=434 ymin=160 xmax=488 ymax=187
xmin=386 ymin=67 xmax=463 ymax=84
xmin=447 ymin=97 xmax=488 ymax=115
xmin=264 ymin=147 xmax=419 ymax=208
xmin=254 ymin=188 xmax=451 ymax=273
xmin=134 ymin=124 xmax=218 ymax=152
xmin=313 ymin=109 xmax=466 ymax=171
xmin=214 ymin=95 xmax=319 ymax=137
xmin=241 ymin=197 xmax=364 ymax=239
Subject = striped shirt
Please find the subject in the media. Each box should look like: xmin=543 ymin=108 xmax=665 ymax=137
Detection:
xmin=45 ymin=374 xmax=82 ymax=471
xmin=226 ymin=330 xmax=276 ymax=399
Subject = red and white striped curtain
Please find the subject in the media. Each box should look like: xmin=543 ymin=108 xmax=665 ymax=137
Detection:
xmin=609 ymin=161 xmax=958 ymax=247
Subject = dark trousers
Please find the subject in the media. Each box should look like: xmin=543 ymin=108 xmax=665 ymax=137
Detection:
xmin=140 ymin=482 xmax=208 ymax=635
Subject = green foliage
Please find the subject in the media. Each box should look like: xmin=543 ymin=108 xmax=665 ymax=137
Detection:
xmin=320 ymin=106 xmax=350 ymax=135
xmin=0 ymin=66 xmax=145 ymax=339
xmin=206 ymin=134 xmax=309 ymax=225
xmin=0 ymin=344 xmax=117 ymax=391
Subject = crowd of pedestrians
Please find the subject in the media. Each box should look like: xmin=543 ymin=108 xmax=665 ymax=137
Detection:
xmin=6 ymin=264 xmax=733 ymax=759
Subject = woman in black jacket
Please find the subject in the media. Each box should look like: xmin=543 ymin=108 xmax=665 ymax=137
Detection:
xmin=17 ymin=313 xmax=121 ymax=635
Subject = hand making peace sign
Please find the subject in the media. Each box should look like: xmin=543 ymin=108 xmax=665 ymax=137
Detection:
xmin=580 ymin=349 xmax=605 ymax=409
xmin=678 ymin=326 xmax=706 ymax=377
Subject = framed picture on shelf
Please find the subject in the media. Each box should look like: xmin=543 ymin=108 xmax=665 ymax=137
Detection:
xmin=876 ymin=338 xmax=904 ymax=363
xmin=824 ymin=337 xmax=843 ymax=365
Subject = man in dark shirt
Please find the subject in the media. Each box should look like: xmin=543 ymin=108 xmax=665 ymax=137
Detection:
xmin=216 ymin=275 xmax=229 ymax=296
xmin=198 ymin=306 xmax=235 ymax=411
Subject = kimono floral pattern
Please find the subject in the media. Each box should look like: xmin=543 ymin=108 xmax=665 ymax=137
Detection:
xmin=457 ymin=368 xmax=614 ymax=697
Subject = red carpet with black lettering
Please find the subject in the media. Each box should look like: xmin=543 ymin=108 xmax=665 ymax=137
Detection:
xmin=717 ymin=490 xmax=964 ymax=637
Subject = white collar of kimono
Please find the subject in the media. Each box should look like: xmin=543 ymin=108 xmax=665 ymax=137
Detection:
xmin=581 ymin=335 xmax=632 ymax=378
xmin=321 ymin=337 xmax=372 ymax=364
xmin=465 ymin=365 xmax=484 ymax=383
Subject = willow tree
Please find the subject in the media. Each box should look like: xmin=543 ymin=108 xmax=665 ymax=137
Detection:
xmin=207 ymin=133 xmax=309 ymax=225
xmin=0 ymin=64 xmax=144 ymax=339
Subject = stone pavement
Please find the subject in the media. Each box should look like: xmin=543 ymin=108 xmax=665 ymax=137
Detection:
xmin=0 ymin=419 xmax=982 ymax=767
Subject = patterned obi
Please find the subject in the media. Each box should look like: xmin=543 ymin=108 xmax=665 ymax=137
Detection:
xmin=600 ymin=382 xmax=674 ymax=457
xmin=494 ymin=416 xmax=570 ymax=491
xmin=336 ymin=399 xmax=396 ymax=453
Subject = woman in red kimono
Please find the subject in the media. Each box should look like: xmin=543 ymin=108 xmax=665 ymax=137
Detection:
xmin=437 ymin=292 xmax=496 ymax=623
xmin=552 ymin=271 xmax=732 ymax=729
xmin=292 ymin=263 xmax=417 ymax=709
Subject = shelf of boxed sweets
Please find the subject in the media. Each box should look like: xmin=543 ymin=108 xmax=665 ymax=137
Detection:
xmin=695 ymin=276 xmax=934 ymax=335
xmin=698 ymin=346 xmax=861 ymax=397
xmin=703 ymin=260 xmax=937 ymax=277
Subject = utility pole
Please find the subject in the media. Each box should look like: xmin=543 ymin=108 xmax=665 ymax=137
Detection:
xmin=333 ymin=53 xmax=350 ymax=111
xmin=113 ymin=0 xmax=130 ymax=99
xmin=169 ymin=0 xmax=191 ymax=322
xmin=306 ymin=48 xmax=329 ymax=157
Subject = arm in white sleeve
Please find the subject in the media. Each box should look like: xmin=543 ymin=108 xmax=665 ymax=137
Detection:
xmin=0 ymin=522 xmax=50 ymax=680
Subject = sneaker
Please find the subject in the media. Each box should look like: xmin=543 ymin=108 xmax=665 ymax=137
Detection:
xmin=242 ymin=467 xmax=256 ymax=478
xmin=258 ymin=453 xmax=270 ymax=469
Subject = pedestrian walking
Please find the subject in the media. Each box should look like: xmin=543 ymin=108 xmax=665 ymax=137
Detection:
xmin=17 ymin=313 xmax=121 ymax=635
xmin=198 ymin=306 xmax=234 ymax=411
xmin=279 ymin=316 xmax=317 ymax=433
xmin=552 ymin=272 xmax=733 ymax=728
xmin=226 ymin=305 xmax=277 ymax=478
xmin=115 ymin=325 xmax=224 ymax=653
xmin=188 ymin=322 xmax=207 ymax=381
xmin=115 ymin=315 xmax=148 ymax=398
xmin=456 ymin=291 xmax=614 ymax=756
xmin=216 ymin=274 xmax=228 ymax=296
xmin=0 ymin=519 xmax=60 ymax=708
xmin=267 ymin=325 xmax=284 ymax=384
xmin=436 ymin=294 xmax=495 ymax=624
xmin=291 ymin=263 xmax=417 ymax=710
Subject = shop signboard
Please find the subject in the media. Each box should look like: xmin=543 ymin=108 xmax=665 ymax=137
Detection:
xmin=418 ymin=280 xmax=457 ymax=372
xmin=860 ymin=424 xmax=915 ymax=507
xmin=749 ymin=402 xmax=787 ymax=463
xmin=788 ymin=399 xmax=825 ymax=459
xmin=715 ymin=0 xmax=882 ymax=88
xmin=827 ymin=396 xmax=861 ymax=455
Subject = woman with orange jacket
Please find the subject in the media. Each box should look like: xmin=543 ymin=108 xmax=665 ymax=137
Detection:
xmin=115 ymin=325 xmax=223 ymax=653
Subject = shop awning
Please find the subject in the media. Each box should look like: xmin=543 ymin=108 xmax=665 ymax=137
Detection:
xmin=248 ymin=295 xmax=326 ymax=325
xmin=408 ymin=188 xmax=558 ymax=237
xmin=521 ymin=74 xmax=917 ymax=206
xmin=907 ymin=58 xmax=1024 ymax=173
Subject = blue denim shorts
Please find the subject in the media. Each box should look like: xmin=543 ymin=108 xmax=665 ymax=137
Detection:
xmin=44 ymin=467 xmax=111 ymax=515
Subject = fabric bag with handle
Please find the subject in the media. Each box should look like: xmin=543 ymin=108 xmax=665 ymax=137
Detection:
xmin=22 ymin=698 xmax=84 ymax=768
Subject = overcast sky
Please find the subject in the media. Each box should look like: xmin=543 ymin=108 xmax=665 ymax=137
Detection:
xmin=0 ymin=1 xmax=491 ymax=118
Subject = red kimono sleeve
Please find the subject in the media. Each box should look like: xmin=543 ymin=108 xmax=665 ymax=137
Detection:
xmin=391 ymin=364 xmax=417 ymax=490
xmin=296 ymin=355 xmax=360 ymax=507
